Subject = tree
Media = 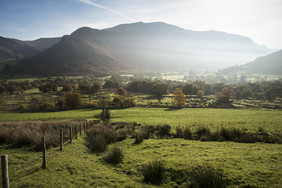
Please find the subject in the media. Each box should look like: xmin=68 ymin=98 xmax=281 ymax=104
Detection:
xmin=64 ymin=92 xmax=82 ymax=109
xmin=196 ymin=90 xmax=205 ymax=98
xmin=113 ymin=94 xmax=125 ymax=108
xmin=117 ymin=88 xmax=128 ymax=96
xmin=174 ymin=88 xmax=186 ymax=108
xmin=216 ymin=87 xmax=233 ymax=104
xmin=183 ymin=84 xmax=197 ymax=95
xmin=38 ymin=83 xmax=57 ymax=93
xmin=62 ymin=84 xmax=73 ymax=92
xmin=98 ymin=93 xmax=112 ymax=109
xmin=99 ymin=108 xmax=111 ymax=121
xmin=152 ymin=82 xmax=168 ymax=102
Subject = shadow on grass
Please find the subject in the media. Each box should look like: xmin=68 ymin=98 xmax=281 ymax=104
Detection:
xmin=165 ymin=107 xmax=182 ymax=111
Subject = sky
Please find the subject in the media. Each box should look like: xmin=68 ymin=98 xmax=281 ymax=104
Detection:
xmin=0 ymin=0 xmax=281 ymax=49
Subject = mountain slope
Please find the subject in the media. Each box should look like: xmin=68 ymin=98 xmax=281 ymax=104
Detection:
xmin=16 ymin=22 xmax=276 ymax=75
xmin=221 ymin=50 xmax=282 ymax=75
xmin=0 ymin=36 xmax=61 ymax=62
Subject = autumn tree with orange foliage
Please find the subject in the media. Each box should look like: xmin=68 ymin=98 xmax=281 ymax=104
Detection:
xmin=174 ymin=88 xmax=186 ymax=108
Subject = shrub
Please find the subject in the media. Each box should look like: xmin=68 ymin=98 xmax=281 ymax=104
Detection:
xmin=196 ymin=127 xmax=211 ymax=139
xmin=86 ymin=124 xmax=116 ymax=153
xmin=142 ymin=160 xmax=166 ymax=185
xmin=99 ymin=109 xmax=111 ymax=121
xmin=87 ymin=134 xmax=107 ymax=153
xmin=115 ymin=129 xmax=128 ymax=142
xmin=104 ymin=146 xmax=124 ymax=164
xmin=189 ymin=163 xmax=227 ymax=188
xmin=176 ymin=127 xmax=183 ymax=138
xmin=39 ymin=102 xmax=56 ymax=112
xmin=134 ymin=133 xmax=144 ymax=144
xmin=157 ymin=124 xmax=171 ymax=137
xmin=142 ymin=125 xmax=155 ymax=139
xmin=0 ymin=121 xmax=84 ymax=150
xmin=183 ymin=127 xmax=192 ymax=139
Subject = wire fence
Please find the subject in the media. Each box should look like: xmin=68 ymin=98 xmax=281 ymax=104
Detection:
xmin=1 ymin=120 xmax=99 ymax=187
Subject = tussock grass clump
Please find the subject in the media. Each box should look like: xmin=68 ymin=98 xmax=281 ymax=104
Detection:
xmin=104 ymin=146 xmax=124 ymax=164
xmin=157 ymin=124 xmax=171 ymax=137
xmin=189 ymin=163 xmax=227 ymax=188
xmin=86 ymin=124 xmax=116 ymax=153
xmin=196 ymin=127 xmax=211 ymax=139
xmin=183 ymin=127 xmax=193 ymax=139
xmin=134 ymin=133 xmax=144 ymax=144
xmin=176 ymin=126 xmax=183 ymax=138
xmin=142 ymin=160 xmax=166 ymax=185
xmin=0 ymin=120 xmax=85 ymax=150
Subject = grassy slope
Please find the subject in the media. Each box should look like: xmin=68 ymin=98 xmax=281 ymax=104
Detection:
xmin=0 ymin=108 xmax=281 ymax=187
xmin=1 ymin=108 xmax=281 ymax=133
xmin=0 ymin=136 xmax=281 ymax=187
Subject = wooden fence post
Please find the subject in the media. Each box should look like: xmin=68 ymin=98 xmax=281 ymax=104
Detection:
xmin=1 ymin=155 xmax=9 ymax=188
xmin=60 ymin=129 xmax=63 ymax=151
xmin=84 ymin=123 xmax=86 ymax=133
xmin=75 ymin=126 xmax=78 ymax=139
xmin=42 ymin=137 xmax=47 ymax=169
xmin=80 ymin=124 xmax=82 ymax=135
xmin=70 ymin=127 xmax=72 ymax=143
xmin=86 ymin=123 xmax=88 ymax=131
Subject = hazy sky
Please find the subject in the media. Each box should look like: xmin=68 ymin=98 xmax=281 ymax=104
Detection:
xmin=0 ymin=0 xmax=281 ymax=49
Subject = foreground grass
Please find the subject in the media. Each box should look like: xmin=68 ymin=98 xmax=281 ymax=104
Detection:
xmin=0 ymin=136 xmax=281 ymax=187
xmin=1 ymin=108 xmax=282 ymax=133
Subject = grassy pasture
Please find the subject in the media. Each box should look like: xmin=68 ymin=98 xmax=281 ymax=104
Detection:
xmin=0 ymin=107 xmax=282 ymax=134
xmin=0 ymin=135 xmax=281 ymax=187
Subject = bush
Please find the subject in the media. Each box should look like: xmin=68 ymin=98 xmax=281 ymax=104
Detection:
xmin=86 ymin=124 xmax=116 ymax=153
xmin=157 ymin=124 xmax=171 ymax=137
xmin=134 ymin=133 xmax=144 ymax=144
xmin=99 ymin=109 xmax=111 ymax=121
xmin=115 ymin=129 xmax=128 ymax=142
xmin=0 ymin=121 xmax=84 ymax=150
xmin=196 ymin=127 xmax=211 ymax=139
xmin=39 ymin=102 xmax=56 ymax=112
xmin=189 ymin=164 xmax=227 ymax=188
xmin=142 ymin=160 xmax=166 ymax=185
xmin=104 ymin=146 xmax=124 ymax=164
xmin=142 ymin=125 xmax=155 ymax=139
xmin=175 ymin=127 xmax=183 ymax=138
xmin=183 ymin=127 xmax=192 ymax=139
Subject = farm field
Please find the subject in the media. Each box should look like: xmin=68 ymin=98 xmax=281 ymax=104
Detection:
xmin=0 ymin=107 xmax=282 ymax=187
xmin=0 ymin=135 xmax=281 ymax=187
xmin=0 ymin=107 xmax=282 ymax=133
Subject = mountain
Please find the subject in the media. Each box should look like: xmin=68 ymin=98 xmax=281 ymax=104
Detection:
xmin=15 ymin=22 xmax=276 ymax=76
xmin=0 ymin=36 xmax=61 ymax=62
xmin=221 ymin=50 xmax=282 ymax=75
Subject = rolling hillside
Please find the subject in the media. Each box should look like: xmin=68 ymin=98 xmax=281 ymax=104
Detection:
xmin=0 ymin=36 xmax=61 ymax=62
xmin=221 ymin=50 xmax=282 ymax=75
xmin=14 ymin=22 xmax=275 ymax=75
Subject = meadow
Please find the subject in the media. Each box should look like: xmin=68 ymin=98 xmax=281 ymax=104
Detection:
xmin=1 ymin=107 xmax=282 ymax=133
xmin=0 ymin=107 xmax=282 ymax=187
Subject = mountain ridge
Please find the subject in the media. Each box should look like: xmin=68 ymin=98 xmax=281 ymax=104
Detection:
xmin=2 ymin=22 xmax=277 ymax=76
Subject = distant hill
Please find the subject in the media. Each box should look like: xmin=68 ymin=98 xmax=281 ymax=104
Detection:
xmin=221 ymin=50 xmax=282 ymax=75
xmin=0 ymin=36 xmax=61 ymax=62
xmin=14 ymin=22 xmax=276 ymax=76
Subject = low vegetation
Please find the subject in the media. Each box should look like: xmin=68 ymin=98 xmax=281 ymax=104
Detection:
xmin=0 ymin=120 xmax=86 ymax=150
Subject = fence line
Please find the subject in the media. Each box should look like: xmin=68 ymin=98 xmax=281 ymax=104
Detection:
xmin=1 ymin=121 xmax=98 ymax=185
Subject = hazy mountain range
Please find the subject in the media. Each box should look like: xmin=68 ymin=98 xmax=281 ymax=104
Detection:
xmin=0 ymin=36 xmax=61 ymax=62
xmin=220 ymin=50 xmax=282 ymax=75
xmin=0 ymin=22 xmax=280 ymax=76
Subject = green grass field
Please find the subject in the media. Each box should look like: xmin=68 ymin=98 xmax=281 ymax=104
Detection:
xmin=1 ymin=107 xmax=281 ymax=133
xmin=0 ymin=107 xmax=281 ymax=187
xmin=0 ymin=135 xmax=281 ymax=187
